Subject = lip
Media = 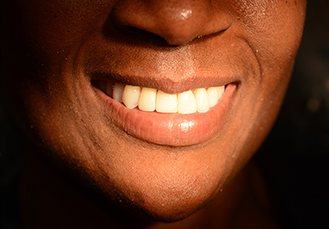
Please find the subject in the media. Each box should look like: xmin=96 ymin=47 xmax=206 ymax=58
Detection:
xmin=79 ymin=33 xmax=252 ymax=146
xmin=90 ymin=71 xmax=239 ymax=94
xmin=92 ymin=82 xmax=238 ymax=146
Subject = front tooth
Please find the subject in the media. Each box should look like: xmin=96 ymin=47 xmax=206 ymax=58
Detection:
xmin=217 ymin=86 xmax=225 ymax=100
xmin=207 ymin=87 xmax=219 ymax=107
xmin=122 ymin=85 xmax=141 ymax=109
xmin=178 ymin=90 xmax=197 ymax=114
xmin=113 ymin=83 xmax=124 ymax=102
xmin=138 ymin=87 xmax=157 ymax=112
xmin=194 ymin=88 xmax=210 ymax=113
xmin=156 ymin=90 xmax=178 ymax=113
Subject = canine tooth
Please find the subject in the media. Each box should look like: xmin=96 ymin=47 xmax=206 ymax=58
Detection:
xmin=156 ymin=90 xmax=178 ymax=113
xmin=113 ymin=83 xmax=125 ymax=102
xmin=217 ymin=86 xmax=225 ymax=100
xmin=207 ymin=87 xmax=219 ymax=107
xmin=178 ymin=90 xmax=197 ymax=114
xmin=138 ymin=87 xmax=157 ymax=112
xmin=194 ymin=88 xmax=210 ymax=113
xmin=122 ymin=85 xmax=141 ymax=109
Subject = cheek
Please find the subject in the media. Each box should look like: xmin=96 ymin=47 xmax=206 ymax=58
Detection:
xmin=209 ymin=2 xmax=306 ymax=172
xmin=259 ymin=2 xmax=305 ymax=61
xmin=9 ymin=0 xmax=113 ymax=55
xmin=232 ymin=0 xmax=306 ymax=65
xmin=229 ymin=0 xmax=306 ymax=137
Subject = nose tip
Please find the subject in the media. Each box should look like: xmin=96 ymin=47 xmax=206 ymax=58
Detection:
xmin=111 ymin=1 xmax=233 ymax=46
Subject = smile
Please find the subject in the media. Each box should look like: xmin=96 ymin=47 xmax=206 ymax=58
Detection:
xmin=92 ymin=79 xmax=238 ymax=146
xmin=93 ymin=80 xmax=226 ymax=114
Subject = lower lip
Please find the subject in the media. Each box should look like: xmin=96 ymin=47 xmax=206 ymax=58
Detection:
xmin=93 ymin=84 xmax=237 ymax=146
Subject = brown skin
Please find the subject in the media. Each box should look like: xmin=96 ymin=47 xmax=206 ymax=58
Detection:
xmin=2 ymin=0 xmax=306 ymax=228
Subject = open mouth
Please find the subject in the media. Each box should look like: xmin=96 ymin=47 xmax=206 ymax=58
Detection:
xmin=93 ymin=80 xmax=226 ymax=114
xmin=92 ymin=79 xmax=238 ymax=146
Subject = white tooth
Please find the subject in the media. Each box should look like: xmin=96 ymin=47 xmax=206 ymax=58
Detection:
xmin=113 ymin=83 xmax=124 ymax=102
xmin=138 ymin=87 xmax=157 ymax=112
xmin=178 ymin=90 xmax=197 ymax=114
xmin=156 ymin=90 xmax=178 ymax=113
xmin=207 ymin=87 xmax=219 ymax=107
xmin=194 ymin=88 xmax=210 ymax=113
xmin=217 ymin=86 xmax=225 ymax=100
xmin=122 ymin=85 xmax=141 ymax=109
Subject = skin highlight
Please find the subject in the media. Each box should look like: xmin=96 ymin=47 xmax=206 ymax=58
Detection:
xmin=1 ymin=0 xmax=306 ymax=228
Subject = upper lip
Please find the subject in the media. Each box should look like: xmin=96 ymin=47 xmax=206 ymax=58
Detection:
xmin=80 ymin=35 xmax=248 ymax=93
xmin=84 ymin=49 xmax=243 ymax=94
xmin=89 ymin=71 xmax=239 ymax=94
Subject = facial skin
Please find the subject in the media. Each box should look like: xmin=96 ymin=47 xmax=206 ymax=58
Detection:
xmin=2 ymin=0 xmax=306 ymax=225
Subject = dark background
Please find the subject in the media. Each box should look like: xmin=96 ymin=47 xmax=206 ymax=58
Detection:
xmin=1 ymin=0 xmax=329 ymax=228
xmin=256 ymin=0 xmax=329 ymax=227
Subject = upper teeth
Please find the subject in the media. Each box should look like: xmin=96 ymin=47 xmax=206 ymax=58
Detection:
xmin=100 ymin=82 xmax=225 ymax=114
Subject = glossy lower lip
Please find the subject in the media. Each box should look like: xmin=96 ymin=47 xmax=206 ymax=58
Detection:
xmin=92 ymin=83 xmax=237 ymax=146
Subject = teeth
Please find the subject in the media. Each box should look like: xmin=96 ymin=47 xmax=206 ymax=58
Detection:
xmin=111 ymin=82 xmax=225 ymax=114
xmin=138 ymin=87 xmax=157 ymax=112
xmin=178 ymin=91 xmax=197 ymax=114
xmin=156 ymin=91 xmax=178 ymax=113
xmin=113 ymin=83 xmax=124 ymax=102
xmin=217 ymin=86 xmax=225 ymax=100
xmin=194 ymin=88 xmax=210 ymax=113
xmin=207 ymin=87 xmax=219 ymax=108
xmin=122 ymin=85 xmax=141 ymax=109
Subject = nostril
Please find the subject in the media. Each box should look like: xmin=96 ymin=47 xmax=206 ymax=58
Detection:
xmin=116 ymin=26 xmax=172 ymax=46
xmin=109 ymin=1 xmax=233 ymax=46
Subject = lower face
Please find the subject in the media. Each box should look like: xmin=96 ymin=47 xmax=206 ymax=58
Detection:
xmin=2 ymin=0 xmax=306 ymax=221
